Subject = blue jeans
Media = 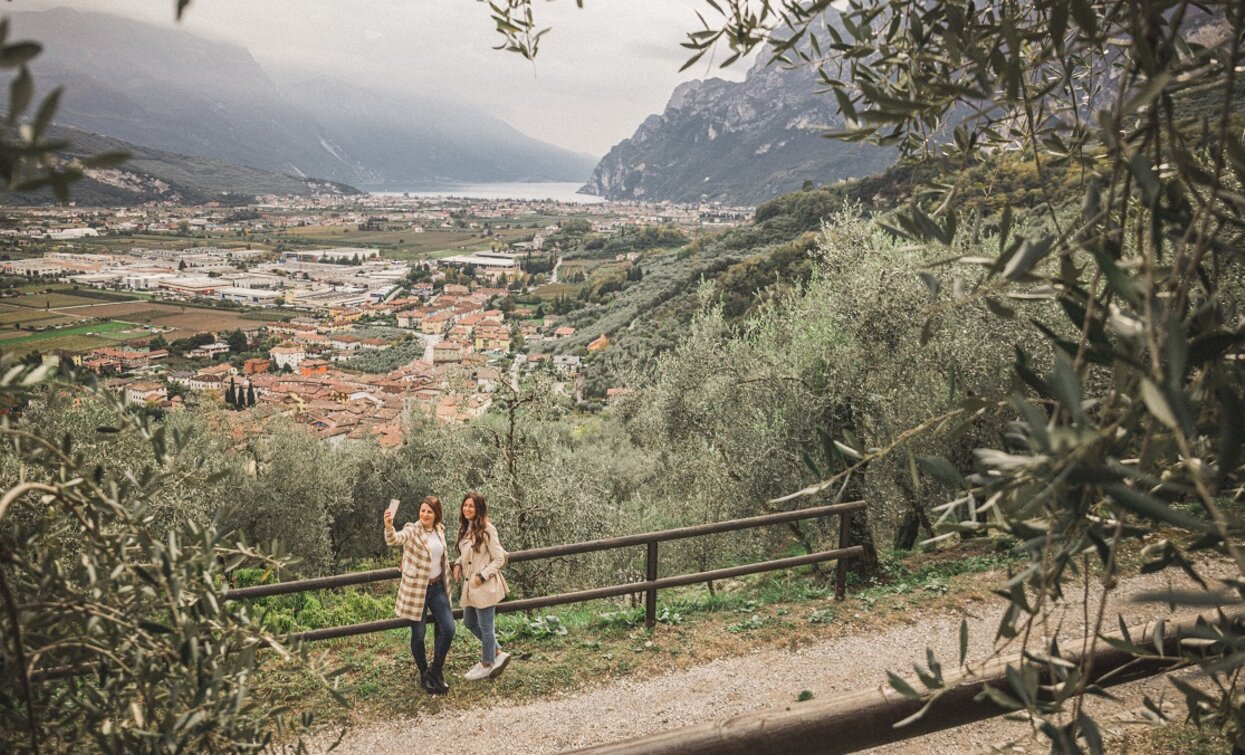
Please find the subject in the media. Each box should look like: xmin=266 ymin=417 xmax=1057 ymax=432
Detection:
xmin=462 ymin=605 xmax=500 ymax=665
xmin=410 ymin=579 xmax=454 ymax=671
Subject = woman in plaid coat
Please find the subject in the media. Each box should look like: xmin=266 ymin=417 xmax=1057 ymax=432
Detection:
xmin=384 ymin=495 xmax=455 ymax=694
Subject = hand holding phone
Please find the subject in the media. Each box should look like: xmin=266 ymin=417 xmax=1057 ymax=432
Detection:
xmin=384 ymin=498 xmax=400 ymax=523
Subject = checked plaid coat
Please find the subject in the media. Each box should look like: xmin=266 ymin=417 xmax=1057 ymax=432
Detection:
xmin=385 ymin=521 xmax=452 ymax=621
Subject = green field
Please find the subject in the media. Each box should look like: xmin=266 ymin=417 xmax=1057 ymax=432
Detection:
xmin=238 ymin=309 xmax=295 ymax=322
xmin=4 ymin=292 xmax=117 ymax=309
xmin=0 ymin=334 xmax=117 ymax=353
xmin=532 ymin=282 xmax=585 ymax=300
xmin=72 ymin=235 xmax=269 ymax=253
xmin=64 ymin=217 xmax=570 ymax=264
xmin=274 ymin=224 xmax=536 ymax=261
xmin=0 ymin=320 xmax=133 ymax=347
xmin=0 ymin=308 xmax=65 ymax=325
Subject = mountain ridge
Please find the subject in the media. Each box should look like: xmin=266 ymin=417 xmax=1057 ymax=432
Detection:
xmin=12 ymin=7 xmax=596 ymax=187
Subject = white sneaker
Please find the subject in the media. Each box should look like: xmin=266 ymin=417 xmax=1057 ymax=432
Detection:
xmin=489 ymin=651 xmax=511 ymax=678
xmin=464 ymin=663 xmax=492 ymax=681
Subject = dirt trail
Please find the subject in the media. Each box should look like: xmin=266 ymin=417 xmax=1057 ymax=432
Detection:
xmin=317 ymin=562 xmax=1231 ymax=754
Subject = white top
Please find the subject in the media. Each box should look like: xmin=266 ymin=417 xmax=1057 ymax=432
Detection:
xmin=424 ymin=531 xmax=444 ymax=579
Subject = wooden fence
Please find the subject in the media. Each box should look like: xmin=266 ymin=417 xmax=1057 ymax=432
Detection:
xmin=223 ymin=500 xmax=869 ymax=641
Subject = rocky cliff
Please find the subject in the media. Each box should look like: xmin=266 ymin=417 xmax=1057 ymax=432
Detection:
xmin=582 ymin=56 xmax=895 ymax=205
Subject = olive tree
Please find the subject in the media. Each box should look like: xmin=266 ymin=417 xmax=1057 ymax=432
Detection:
xmin=660 ymin=1 xmax=1245 ymax=750
xmin=0 ymin=362 xmax=340 ymax=754
xmin=493 ymin=0 xmax=1245 ymax=748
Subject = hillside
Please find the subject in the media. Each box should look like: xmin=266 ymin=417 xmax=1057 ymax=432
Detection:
xmin=11 ymin=7 xmax=595 ymax=186
xmin=1 ymin=126 xmax=362 ymax=206
xmin=535 ymin=152 xmax=1084 ymax=396
xmin=580 ymin=54 xmax=895 ymax=205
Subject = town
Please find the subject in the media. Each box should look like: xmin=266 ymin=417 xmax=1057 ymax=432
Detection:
xmin=0 ymin=191 xmax=750 ymax=446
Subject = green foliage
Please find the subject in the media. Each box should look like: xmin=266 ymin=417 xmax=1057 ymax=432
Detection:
xmin=227 ymin=328 xmax=248 ymax=353
xmin=499 ymin=614 xmax=569 ymax=641
xmin=726 ymin=613 xmax=774 ymax=633
xmin=250 ymin=589 xmax=393 ymax=634
xmin=340 ymin=339 xmax=423 ymax=373
xmin=0 ymin=356 xmax=336 ymax=753
xmin=649 ymin=0 xmax=1245 ymax=751
xmin=807 ymin=607 xmax=836 ymax=625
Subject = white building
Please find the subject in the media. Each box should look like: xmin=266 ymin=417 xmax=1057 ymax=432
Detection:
xmin=553 ymin=354 xmax=582 ymax=377
xmin=158 ymin=276 xmax=219 ymax=296
xmin=123 ymin=273 xmax=175 ymax=290
xmin=270 ymin=345 xmax=306 ymax=370
xmin=68 ymin=273 xmax=123 ymax=288
xmin=188 ymin=342 xmax=230 ymax=359
xmin=3 ymin=259 xmax=67 ymax=277
xmin=218 ymin=287 xmax=281 ymax=306
xmin=125 ymin=382 xmax=168 ymax=406
xmin=49 ymin=227 xmax=100 ymax=240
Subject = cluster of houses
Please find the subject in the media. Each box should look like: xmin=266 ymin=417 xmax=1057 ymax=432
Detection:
xmin=69 ymin=275 xmax=602 ymax=447
xmin=90 ymin=330 xmax=505 ymax=447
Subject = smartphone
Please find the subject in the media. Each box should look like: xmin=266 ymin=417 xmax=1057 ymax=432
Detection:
xmin=385 ymin=499 xmax=400 ymax=519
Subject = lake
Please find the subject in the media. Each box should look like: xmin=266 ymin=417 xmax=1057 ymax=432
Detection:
xmin=370 ymin=182 xmax=605 ymax=204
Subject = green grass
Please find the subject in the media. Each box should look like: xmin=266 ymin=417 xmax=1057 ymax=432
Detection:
xmin=0 ymin=320 xmax=134 ymax=346
xmin=5 ymin=292 xmax=107 ymax=309
xmin=532 ymin=282 xmax=585 ymax=300
xmin=0 ymin=334 xmax=113 ymax=353
xmin=237 ymin=309 xmax=294 ymax=322
xmin=1113 ymin=722 xmax=1230 ymax=754
xmin=0 ymin=308 xmax=63 ymax=325
xmin=271 ymin=225 xmax=540 ymax=262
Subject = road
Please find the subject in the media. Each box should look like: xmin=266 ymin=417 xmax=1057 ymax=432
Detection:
xmin=317 ymin=560 xmax=1231 ymax=754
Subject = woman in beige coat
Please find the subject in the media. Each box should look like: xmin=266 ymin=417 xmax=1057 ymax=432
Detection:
xmin=384 ymin=495 xmax=455 ymax=694
xmin=452 ymin=491 xmax=510 ymax=680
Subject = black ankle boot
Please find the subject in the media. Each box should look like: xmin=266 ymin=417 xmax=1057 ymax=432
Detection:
xmin=429 ymin=662 xmax=450 ymax=694
xmin=420 ymin=669 xmax=438 ymax=694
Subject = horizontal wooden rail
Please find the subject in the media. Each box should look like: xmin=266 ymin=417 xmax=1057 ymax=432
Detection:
xmin=288 ymin=546 xmax=864 ymax=643
xmin=31 ymin=504 xmax=867 ymax=680
xmin=510 ymin=501 xmax=866 ymax=562
xmin=223 ymin=501 xmax=865 ymax=601
xmin=571 ymin=612 xmax=1228 ymax=755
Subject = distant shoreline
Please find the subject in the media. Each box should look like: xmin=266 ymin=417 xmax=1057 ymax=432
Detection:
xmin=366 ymin=182 xmax=605 ymax=204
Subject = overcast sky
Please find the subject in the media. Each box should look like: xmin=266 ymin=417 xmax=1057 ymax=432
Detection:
xmin=22 ymin=0 xmax=755 ymax=157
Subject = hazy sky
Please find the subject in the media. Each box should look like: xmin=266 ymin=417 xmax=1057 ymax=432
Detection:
xmin=22 ymin=0 xmax=756 ymax=157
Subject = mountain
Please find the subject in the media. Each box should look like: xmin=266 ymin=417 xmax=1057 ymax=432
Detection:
xmin=581 ymin=55 xmax=896 ymax=205
xmin=272 ymin=75 xmax=598 ymax=187
xmin=1 ymin=126 xmax=362 ymax=206
xmin=10 ymin=8 xmax=595 ymax=187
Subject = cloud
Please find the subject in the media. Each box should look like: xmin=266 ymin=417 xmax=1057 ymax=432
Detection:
xmin=19 ymin=0 xmax=756 ymax=155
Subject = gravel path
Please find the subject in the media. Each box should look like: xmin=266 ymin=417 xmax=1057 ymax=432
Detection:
xmin=317 ymin=561 xmax=1232 ymax=754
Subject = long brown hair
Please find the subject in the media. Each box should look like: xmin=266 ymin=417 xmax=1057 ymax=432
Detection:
xmin=457 ymin=491 xmax=490 ymax=551
xmin=419 ymin=495 xmax=443 ymax=529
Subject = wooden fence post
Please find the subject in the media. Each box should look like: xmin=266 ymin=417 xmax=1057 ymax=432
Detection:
xmin=835 ymin=510 xmax=851 ymax=601
xmin=645 ymin=541 xmax=658 ymax=629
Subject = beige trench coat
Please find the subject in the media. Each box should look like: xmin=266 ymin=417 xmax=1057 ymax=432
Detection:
xmin=454 ymin=522 xmax=509 ymax=609
xmin=385 ymin=521 xmax=452 ymax=621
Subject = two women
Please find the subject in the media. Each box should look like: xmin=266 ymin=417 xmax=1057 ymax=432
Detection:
xmin=383 ymin=491 xmax=510 ymax=693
